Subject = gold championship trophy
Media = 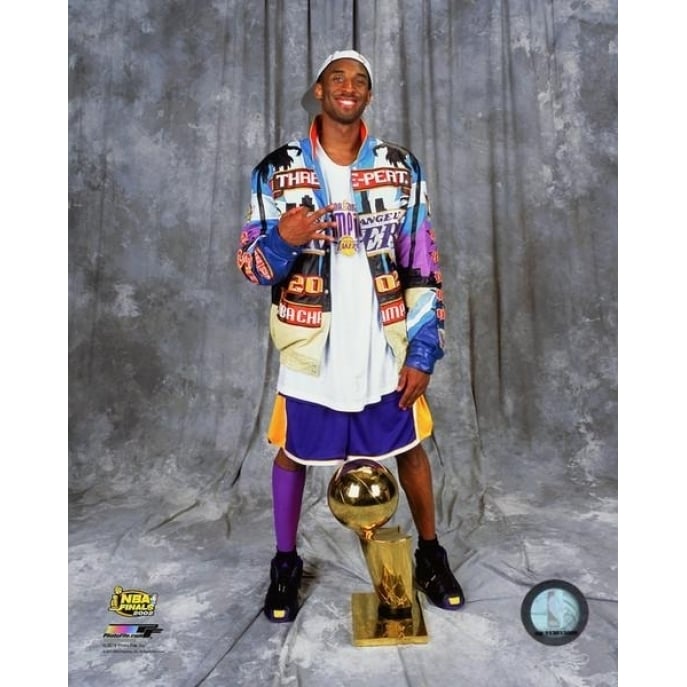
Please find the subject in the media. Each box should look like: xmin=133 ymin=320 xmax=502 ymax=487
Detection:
xmin=327 ymin=459 xmax=428 ymax=646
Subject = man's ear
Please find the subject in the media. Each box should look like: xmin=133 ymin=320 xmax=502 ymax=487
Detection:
xmin=314 ymin=83 xmax=323 ymax=102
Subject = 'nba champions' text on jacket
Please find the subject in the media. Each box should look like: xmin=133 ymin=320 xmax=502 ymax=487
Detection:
xmin=236 ymin=119 xmax=446 ymax=377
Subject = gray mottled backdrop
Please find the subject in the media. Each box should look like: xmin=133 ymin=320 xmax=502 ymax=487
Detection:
xmin=69 ymin=1 xmax=617 ymax=685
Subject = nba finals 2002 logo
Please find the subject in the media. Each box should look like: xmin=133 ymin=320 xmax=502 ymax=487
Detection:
xmin=109 ymin=585 xmax=157 ymax=617
xmin=102 ymin=585 xmax=163 ymax=642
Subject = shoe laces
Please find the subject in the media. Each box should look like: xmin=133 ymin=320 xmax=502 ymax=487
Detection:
xmin=273 ymin=559 xmax=299 ymax=592
xmin=421 ymin=549 xmax=456 ymax=590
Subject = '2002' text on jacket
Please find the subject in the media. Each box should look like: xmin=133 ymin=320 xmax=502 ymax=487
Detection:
xmin=236 ymin=117 xmax=446 ymax=377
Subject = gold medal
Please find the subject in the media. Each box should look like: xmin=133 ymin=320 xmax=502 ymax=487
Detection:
xmin=339 ymin=235 xmax=357 ymax=256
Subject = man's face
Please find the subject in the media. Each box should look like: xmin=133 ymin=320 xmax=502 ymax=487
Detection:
xmin=314 ymin=59 xmax=372 ymax=124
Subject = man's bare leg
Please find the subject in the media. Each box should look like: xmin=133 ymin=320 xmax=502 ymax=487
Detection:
xmin=396 ymin=443 xmax=436 ymax=540
xmin=396 ymin=442 xmax=465 ymax=610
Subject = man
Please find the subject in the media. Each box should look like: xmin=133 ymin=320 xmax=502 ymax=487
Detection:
xmin=237 ymin=50 xmax=465 ymax=623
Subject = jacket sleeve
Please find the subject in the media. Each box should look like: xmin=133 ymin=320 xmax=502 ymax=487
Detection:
xmin=236 ymin=164 xmax=302 ymax=286
xmin=397 ymin=153 xmax=446 ymax=374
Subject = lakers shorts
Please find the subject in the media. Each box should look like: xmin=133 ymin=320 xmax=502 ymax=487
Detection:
xmin=267 ymin=390 xmax=433 ymax=466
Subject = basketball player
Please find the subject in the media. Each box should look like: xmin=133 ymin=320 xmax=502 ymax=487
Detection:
xmin=237 ymin=50 xmax=465 ymax=622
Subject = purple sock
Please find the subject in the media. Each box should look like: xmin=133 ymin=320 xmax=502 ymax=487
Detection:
xmin=272 ymin=463 xmax=306 ymax=553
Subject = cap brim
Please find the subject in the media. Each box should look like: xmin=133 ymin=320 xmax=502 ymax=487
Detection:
xmin=301 ymin=85 xmax=321 ymax=116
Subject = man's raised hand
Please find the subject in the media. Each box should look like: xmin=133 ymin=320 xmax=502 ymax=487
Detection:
xmin=278 ymin=204 xmax=337 ymax=246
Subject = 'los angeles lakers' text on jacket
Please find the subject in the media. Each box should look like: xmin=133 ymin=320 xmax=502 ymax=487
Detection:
xmin=236 ymin=117 xmax=446 ymax=377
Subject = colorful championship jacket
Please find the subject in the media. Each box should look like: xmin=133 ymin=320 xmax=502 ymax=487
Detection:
xmin=236 ymin=117 xmax=445 ymax=377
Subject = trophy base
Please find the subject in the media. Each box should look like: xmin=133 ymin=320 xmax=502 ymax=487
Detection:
xmin=351 ymin=592 xmax=428 ymax=646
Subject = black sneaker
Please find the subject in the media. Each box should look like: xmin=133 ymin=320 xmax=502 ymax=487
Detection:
xmin=414 ymin=545 xmax=465 ymax=610
xmin=263 ymin=553 xmax=303 ymax=623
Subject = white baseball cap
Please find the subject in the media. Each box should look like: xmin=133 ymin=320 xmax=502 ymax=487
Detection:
xmin=300 ymin=50 xmax=373 ymax=115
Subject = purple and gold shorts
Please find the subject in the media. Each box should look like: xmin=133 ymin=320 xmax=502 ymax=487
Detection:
xmin=267 ymin=390 xmax=433 ymax=466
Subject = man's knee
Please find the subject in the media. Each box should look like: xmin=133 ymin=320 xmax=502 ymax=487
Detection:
xmin=274 ymin=449 xmax=305 ymax=472
xmin=396 ymin=443 xmax=429 ymax=470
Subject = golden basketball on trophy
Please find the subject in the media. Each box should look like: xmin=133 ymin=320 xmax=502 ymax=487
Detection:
xmin=327 ymin=458 xmax=399 ymax=537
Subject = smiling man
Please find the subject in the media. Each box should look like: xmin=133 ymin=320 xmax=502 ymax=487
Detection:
xmin=237 ymin=50 xmax=466 ymax=623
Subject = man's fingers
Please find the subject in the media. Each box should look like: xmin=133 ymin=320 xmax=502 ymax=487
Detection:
xmin=397 ymin=377 xmax=414 ymax=409
xmin=396 ymin=366 xmax=430 ymax=409
xmin=398 ymin=390 xmax=415 ymax=410
xmin=308 ymin=209 xmax=337 ymax=230
xmin=301 ymin=204 xmax=334 ymax=221
xmin=315 ymin=231 xmax=335 ymax=242
xmin=312 ymin=204 xmax=335 ymax=219
xmin=280 ymin=205 xmax=337 ymax=245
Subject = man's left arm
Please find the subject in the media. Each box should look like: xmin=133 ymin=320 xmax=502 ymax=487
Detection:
xmin=396 ymin=153 xmax=446 ymax=408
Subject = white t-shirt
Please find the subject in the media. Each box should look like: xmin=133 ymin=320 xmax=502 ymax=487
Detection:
xmin=277 ymin=143 xmax=398 ymax=411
